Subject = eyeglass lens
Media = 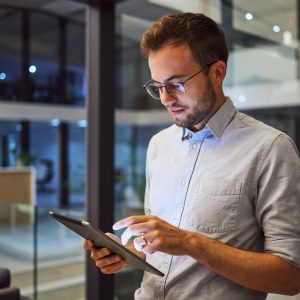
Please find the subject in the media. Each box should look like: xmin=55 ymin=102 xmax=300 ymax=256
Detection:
xmin=146 ymin=82 xmax=185 ymax=100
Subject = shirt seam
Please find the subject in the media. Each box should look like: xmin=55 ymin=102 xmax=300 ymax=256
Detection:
xmin=255 ymin=133 xmax=284 ymax=182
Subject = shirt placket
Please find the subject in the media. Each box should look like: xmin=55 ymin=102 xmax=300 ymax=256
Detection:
xmin=155 ymin=134 xmax=206 ymax=300
xmin=174 ymin=135 xmax=205 ymax=221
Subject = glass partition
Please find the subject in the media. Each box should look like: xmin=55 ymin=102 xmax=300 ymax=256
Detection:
xmin=30 ymin=12 xmax=59 ymax=104
xmin=0 ymin=199 xmax=85 ymax=300
xmin=0 ymin=5 xmax=86 ymax=106
xmin=0 ymin=7 xmax=22 ymax=102
xmin=0 ymin=200 xmax=35 ymax=297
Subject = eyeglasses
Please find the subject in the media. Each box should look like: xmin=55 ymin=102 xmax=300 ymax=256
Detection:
xmin=143 ymin=61 xmax=216 ymax=100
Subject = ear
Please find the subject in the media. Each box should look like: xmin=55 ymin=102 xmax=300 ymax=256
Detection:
xmin=210 ymin=60 xmax=226 ymax=88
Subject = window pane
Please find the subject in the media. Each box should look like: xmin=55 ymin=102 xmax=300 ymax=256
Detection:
xmin=30 ymin=12 xmax=59 ymax=103
xmin=0 ymin=8 xmax=22 ymax=101
xmin=68 ymin=122 xmax=86 ymax=207
xmin=31 ymin=121 xmax=58 ymax=207
xmin=67 ymin=22 xmax=86 ymax=106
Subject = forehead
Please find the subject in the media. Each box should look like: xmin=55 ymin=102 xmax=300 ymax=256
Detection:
xmin=148 ymin=43 xmax=198 ymax=81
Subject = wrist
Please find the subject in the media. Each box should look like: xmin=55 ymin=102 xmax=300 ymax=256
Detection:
xmin=185 ymin=231 xmax=210 ymax=264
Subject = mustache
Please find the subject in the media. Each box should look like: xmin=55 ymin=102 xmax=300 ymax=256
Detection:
xmin=166 ymin=104 xmax=187 ymax=109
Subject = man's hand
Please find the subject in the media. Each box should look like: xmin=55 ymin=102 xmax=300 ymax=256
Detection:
xmin=83 ymin=233 xmax=128 ymax=274
xmin=113 ymin=215 xmax=194 ymax=255
xmin=113 ymin=215 xmax=300 ymax=295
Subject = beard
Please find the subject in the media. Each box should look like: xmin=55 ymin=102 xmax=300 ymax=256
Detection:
xmin=173 ymin=78 xmax=217 ymax=130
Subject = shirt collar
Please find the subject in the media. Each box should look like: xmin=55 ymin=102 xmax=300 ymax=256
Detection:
xmin=181 ymin=97 xmax=237 ymax=141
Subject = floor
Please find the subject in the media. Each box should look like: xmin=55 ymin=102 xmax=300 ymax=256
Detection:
xmin=0 ymin=206 xmax=85 ymax=271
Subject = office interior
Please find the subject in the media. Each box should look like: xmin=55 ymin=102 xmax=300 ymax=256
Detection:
xmin=0 ymin=0 xmax=299 ymax=299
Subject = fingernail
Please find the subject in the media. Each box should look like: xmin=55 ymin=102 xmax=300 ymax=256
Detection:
xmin=112 ymin=222 xmax=119 ymax=230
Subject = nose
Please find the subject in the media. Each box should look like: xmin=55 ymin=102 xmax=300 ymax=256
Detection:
xmin=160 ymin=87 xmax=176 ymax=107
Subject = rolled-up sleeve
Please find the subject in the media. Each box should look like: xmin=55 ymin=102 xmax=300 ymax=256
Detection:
xmin=256 ymin=134 xmax=300 ymax=268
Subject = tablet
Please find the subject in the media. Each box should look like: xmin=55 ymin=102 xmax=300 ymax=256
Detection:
xmin=49 ymin=211 xmax=164 ymax=277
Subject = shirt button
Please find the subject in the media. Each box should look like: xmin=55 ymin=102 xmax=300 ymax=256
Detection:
xmin=192 ymin=143 xmax=198 ymax=150
xmin=176 ymin=197 xmax=183 ymax=204
xmin=181 ymin=178 xmax=187 ymax=185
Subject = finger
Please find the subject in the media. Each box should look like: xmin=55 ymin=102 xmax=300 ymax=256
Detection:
xmin=113 ymin=215 xmax=150 ymax=230
xmin=91 ymin=247 xmax=111 ymax=260
xmin=100 ymin=259 xmax=128 ymax=274
xmin=120 ymin=224 xmax=149 ymax=245
xmin=105 ymin=232 xmax=121 ymax=244
xmin=133 ymin=235 xmax=146 ymax=251
xmin=142 ymin=245 xmax=154 ymax=255
xmin=142 ymin=239 xmax=157 ymax=255
xmin=83 ymin=239 xmax=94 ymax=250
xmin=95 ymin=254 xmax=123 ymax=269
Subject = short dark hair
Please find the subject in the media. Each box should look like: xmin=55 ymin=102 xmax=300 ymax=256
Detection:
xmin=141 ymin=13 xmax=228 ymax=66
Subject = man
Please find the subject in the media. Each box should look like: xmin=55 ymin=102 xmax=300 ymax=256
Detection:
xmin=84 ymin=13 xmax=300 ymax=299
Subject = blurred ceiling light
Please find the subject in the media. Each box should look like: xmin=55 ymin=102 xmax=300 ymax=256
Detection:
xmin=16 ymin=123 xmax=22 ymax=132
xmin=0 ymin=72 xmax=6 ymax=80
xmin=78 ymin=119 xmax=87 ymax=128
xmin=244 ymin=12 xmax=253 ymax=21
xmin=50 ymin=119 xmax=60 ymax=127
xmin=29 ymin=65 xmax=37 ymax=73
xmin=238 ymin=95 xmax=247 ymax=103
xmin=272 ymin=25 xmax=281 ymax=33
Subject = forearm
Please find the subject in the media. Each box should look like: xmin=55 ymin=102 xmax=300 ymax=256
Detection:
xmin=187 ymin=232 xmax=300 ymax=295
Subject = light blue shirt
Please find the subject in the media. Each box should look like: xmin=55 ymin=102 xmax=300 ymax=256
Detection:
xmin=135 ymin=98 xmax=300 ymax=300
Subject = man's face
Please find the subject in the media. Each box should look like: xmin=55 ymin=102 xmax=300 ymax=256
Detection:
xmin=148 ymin=43 xmax=222 ymax=131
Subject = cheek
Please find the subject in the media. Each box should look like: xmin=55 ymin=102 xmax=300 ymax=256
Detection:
xmin=183 ymin=89 xmax=204 ymax=107
xmin=186 ymin=79 xmax=206 ymax=99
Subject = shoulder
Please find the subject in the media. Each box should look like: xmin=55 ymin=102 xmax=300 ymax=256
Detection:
xmin=146 ymin=124 xmax=182 ymax=160
xmin=148 ymin=124 xmax=181 ymax=146
xmin=233 ymin=111 xmax=289 ymax=144
xmin=228 ymin=111 xmax=299 ymax=163
xmin=235 ymin=111 xmax=280 ymax=134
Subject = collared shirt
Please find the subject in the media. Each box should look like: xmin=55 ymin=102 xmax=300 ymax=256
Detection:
xmin=134 ymin=98 xmax=300 ymax=300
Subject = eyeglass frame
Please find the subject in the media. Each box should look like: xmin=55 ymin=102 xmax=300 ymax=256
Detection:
xmin=143 ymin=61 xmax=217 ymax=100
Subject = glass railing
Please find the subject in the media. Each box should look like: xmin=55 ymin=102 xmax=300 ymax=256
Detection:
xmin=0 ymin=200 xmax=86 ymax=300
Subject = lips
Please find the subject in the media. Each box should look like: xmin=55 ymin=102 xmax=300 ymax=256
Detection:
xmin=169 ymin=108 xmax=185 ymax=117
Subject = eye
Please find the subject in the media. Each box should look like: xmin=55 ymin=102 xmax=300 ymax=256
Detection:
xmin=167 ymin=82 xmax=185 ymax=93
xmin=148 ymin=84 xmax=161 ymax=96
xmin=152 ymin=85 xmax=160 ymax=91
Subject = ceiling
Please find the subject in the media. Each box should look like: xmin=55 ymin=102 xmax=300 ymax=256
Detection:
xmin=0 ymin=0 xmax=297 ymax=72
xmin=0 ymin=0 xmax=297 ymax=44
xmin=0 ymin=0 xmax=86 ymax=21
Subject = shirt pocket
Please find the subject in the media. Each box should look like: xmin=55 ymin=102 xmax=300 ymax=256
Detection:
xmin=187 ymin=179 xmax=241 ymax=233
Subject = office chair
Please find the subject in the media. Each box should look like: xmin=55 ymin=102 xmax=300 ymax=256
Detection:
xmin=0 ymin=267 xmax=31 ymax=300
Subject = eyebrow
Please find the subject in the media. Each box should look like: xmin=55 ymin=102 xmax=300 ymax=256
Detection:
xmin=151 ymin=73 xmax=187 ymax=84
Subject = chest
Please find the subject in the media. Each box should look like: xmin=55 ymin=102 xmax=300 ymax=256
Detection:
xmin=147 ymin=135 xmax=263 ymax=237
